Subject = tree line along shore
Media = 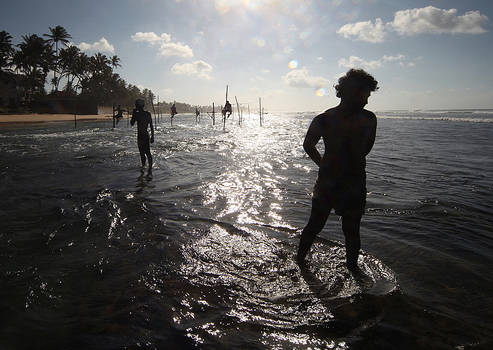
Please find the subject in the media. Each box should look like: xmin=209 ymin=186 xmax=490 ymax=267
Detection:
xmin=0 ymin=26 xmax=207 ymax=116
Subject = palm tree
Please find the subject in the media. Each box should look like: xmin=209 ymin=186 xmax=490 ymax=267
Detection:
xmin=58 ymin=45 xmax=81 ymax=93
xmin=0 ymin=30 xmax=14 ymax=71
xmin=110 ymin=55 xmax=121 ymax=70
xmin=91 ymin=53 xmax=111 ymax=75
xmin=13 ymin=34 xmax=53 ymax=103
xmin=44 ymin=25 xmax=72 ymax=91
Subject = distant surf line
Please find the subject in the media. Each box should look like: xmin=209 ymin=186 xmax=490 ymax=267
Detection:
xmin=376 ymin=116 xmax=493 ymax=123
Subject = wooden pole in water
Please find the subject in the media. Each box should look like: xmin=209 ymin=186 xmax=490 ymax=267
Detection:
xmin=213 ymin=102 xmax=215 ymax=125
xmin=73 ymin=98 xmax=77 ymax=129
xmin=151 ymin=97 xmax=157 ymax=126
xmin=223 ymin=106 xmax=226 ymax=131
xmin=259 ymin=98 xmax=262 ymax=127
xmin=235 ymin=96 xmax=241 ymax=126
xmin=170 ymin=100 xmax=175 ymax=126
xmin=112 ymin=103 xmax=116 ymax=129
xmin=127 ymin=106 xmax=130 ymax=127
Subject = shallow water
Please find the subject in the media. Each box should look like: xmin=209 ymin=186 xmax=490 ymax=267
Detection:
xmin=1 ymin=111 xmax=493 ymax=349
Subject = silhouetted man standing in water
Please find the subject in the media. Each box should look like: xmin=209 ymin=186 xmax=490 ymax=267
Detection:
xmin=131 ymin=98 xmax=154 ymax=170
xmin=297 ymin=69 xmax=379 ymax=271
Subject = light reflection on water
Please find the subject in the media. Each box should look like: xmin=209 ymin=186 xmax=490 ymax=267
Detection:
xmin=1 ymin=113 xmax=493 ymax=349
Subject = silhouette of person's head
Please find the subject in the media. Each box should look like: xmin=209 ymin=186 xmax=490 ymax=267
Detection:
xmin=135 ymin=99 xmax=145 ymax=110
xmin=335 ymin=69 xmax=379 ymax=110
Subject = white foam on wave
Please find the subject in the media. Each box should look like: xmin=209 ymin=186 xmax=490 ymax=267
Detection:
xmin=376 ymin=115 xmax=493 ymax=123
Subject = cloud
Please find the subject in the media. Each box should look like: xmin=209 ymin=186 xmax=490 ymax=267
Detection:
xmin=171 ymin=60 xmax=213 ymax=79
xmin=390 ymin=6 xmax=489 ymax=35
xmin=338 ymin=54 xmax=409 ymax=70
xmin=337 ymin=6 xmax=488 ymax=42
xmin=282 ymin=67 xmax=329 ymax=88
xmin=131 ymin=31 xmax=193 ymax=58
xmin=78 ymin=37 xmax=115 ymax=54
xmin=338 ymin=56 xmax=383 ymax=70
xmin=382 ymin=54 xmax=405 ymax=62
xmin=337 ymin=18 xmax=386 ymax=43
xmin=159 ymin=42 xmax=193 ymax=58
xmin=131 ymin=32 xmax=171 ymax=44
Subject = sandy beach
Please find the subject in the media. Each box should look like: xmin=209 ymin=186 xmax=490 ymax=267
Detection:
xmin=0 ymin=113 xmax=114 ymax=125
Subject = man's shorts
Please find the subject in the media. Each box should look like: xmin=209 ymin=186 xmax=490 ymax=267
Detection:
xmin=312 ymin=174 xmax=366 ymax=216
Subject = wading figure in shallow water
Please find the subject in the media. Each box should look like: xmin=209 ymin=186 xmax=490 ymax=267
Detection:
xmin=131 ymin=98 xmax=154 ymax=169
xmin=114 ymin=104 xmax=125 ymax=124
xmin=297 ymin=69 xmax=379 ymax=271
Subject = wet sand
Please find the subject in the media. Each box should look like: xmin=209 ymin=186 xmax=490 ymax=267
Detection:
xmin=0 ymin=113 xmax=113 ymax=125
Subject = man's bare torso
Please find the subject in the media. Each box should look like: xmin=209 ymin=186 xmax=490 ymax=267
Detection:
xmin=315 ymin=107 xmax=376 ymax=179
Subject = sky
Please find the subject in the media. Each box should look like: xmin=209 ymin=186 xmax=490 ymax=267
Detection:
xmin=2 ymin=0 xmax=493 ymax=112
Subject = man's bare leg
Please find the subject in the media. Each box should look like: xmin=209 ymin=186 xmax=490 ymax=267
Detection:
xmin=297 ymin=200 xmax=330 ymax=266
xmin=342 ymin=213 xmax=362 ymax=271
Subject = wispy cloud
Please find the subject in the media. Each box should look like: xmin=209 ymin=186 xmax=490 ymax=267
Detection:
xmin=131 ymin=31 xmax=193 ymax=58
xmin=337 ymin=6 xmax=488 ymax=43
xmin=171 ymin=60 xmax=213 ymax=79
xmin=337 ymin=18 xmax=387 ymax=43
xmin=338 ymin=56 xmax=383 ymax=70
xmin=77 ymin=37 xmax=115 ymax=54
xmin=131 ymin=32 xmax=171 ymax=44
xmin=282 ymin=67 xmax=329 ymax=88
xmin=338 ymin=54 xmax=410 ymax=70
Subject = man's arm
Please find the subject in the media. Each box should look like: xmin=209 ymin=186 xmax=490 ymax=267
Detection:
xmin=364 ymin=112 xmax=377 ymax=156
xmin=149 ymin=112 xmax=154 ymax=142
xmin=303 ymin=117 xmax=322 ymax=167
xmin=130 ymin=109 xmax=136 ymax=126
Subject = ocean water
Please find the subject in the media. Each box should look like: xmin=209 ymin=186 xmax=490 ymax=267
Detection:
xmin=1 ymin=110 xmax=492 ymax=349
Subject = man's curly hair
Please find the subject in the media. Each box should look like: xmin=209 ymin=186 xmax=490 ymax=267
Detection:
xmin=335 ymin=69 xmax=379 ymax=98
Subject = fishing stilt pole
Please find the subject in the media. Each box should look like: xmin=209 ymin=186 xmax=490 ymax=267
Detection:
xmin=112 ymin=103 xmax=116 ymax=129
xmin=151 ymin=98 xmax=157 ymax=126
xmin=259 ymin=98 xmax=262 ymax=127
xmin=73 ymin=98 xmax=77 ymax=129
xmin=235 ymin=96 xmax=241 ymax=126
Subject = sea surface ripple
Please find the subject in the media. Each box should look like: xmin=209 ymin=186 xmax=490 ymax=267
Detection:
xmin=1 ymin=110 xmax=492 ymax=349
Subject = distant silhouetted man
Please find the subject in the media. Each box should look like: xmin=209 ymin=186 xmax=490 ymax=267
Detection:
xmin=115 ymin=104 xmax=124 ymax=124
xmin=297 ymin=69 xmax=379 ymax=271
xmin=171 ymin=103 xmax=177 ymax=118
xmin=131 ymin=98 xmax=154 ymax=169
xmin=223 ymin=100 xmax=232 ymax=118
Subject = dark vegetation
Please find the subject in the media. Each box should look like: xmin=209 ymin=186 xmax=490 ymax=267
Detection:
xmin=0 ymin=26 xmax=202 ymax=114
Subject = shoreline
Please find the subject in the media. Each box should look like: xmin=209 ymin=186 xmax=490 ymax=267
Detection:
xmin=0 ymin=113 xmax=117 ymax=126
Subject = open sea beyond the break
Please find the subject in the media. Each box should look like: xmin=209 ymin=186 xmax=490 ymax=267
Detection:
xmin=1 ymin=110 xmax=492 ymax=349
